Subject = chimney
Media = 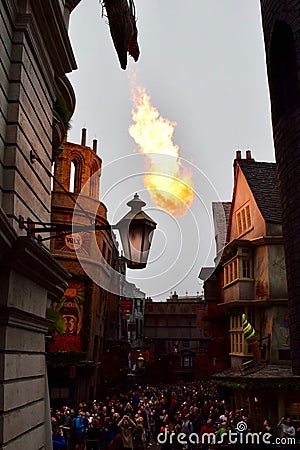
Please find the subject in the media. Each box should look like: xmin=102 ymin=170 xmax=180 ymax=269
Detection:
xmin=81 ymin=128 xmax=87 ymax=146
xmin=246 ymin=149 xmax=252 ymax=159
xmin=93 ymin=139 xmax=98 ymax=153
xmin=236 ymin=150 xmax=242 ymax=160
xmin=245 ymin=149 xmax=254 ymax=162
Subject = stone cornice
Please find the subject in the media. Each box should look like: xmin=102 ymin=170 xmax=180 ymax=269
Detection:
xmin=13 ymin=12 xmax=57 ymax=99
xmin=0 ymin=208 xmax=70 ymax=299
xmin=28 ymin=0 xmax=77 ymax=76
xmin=10 ymin=237 xmax=70 ymax=299
xmin=0 ymin=305 xmax=49 ymax=334
xmin=1 ymin=0 xmax=18 ymax=27
xmin=10 ymin=2 xmax=77 ymax=107
xmin=56 ymin=75 xmax=76 ymax=117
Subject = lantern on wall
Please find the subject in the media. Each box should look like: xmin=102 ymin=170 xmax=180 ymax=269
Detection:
xmin=116 ymin=194 xmax=156 ymax=269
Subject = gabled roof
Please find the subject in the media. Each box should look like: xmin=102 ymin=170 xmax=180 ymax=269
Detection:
xmin=238 ymin=160 xmax=282 ymax=224
xmin=199 ymin=267 xmax=215 ymax=281
xmin=212 ymin=202 xmax=232 ymax=253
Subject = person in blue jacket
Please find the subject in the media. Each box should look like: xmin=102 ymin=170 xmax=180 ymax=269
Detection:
xmin=52 ymin=426 xmax=67 ymax=449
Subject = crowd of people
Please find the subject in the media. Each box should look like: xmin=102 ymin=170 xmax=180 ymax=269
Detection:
xmin=51 ymin=381 xmax=299 ymax=450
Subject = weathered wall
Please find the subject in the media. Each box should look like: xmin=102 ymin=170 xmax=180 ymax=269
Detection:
xmin=260 ymin=0 xmax=300 ymax=373
xmin=0 ymin=0 xmax=79 ymax=447
xmin=254 ymin=245 xmax=269 ymax=300
xmin=268 ymin=244 xmax=287 ymax=299
xmin=1 ymin=1 xmax=77 ymax=234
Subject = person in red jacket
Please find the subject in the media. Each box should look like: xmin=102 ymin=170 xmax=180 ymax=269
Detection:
xmin=199 ymin=418 xmax=216 ymax=450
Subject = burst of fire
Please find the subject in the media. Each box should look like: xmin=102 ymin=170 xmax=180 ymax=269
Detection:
xmin=128 ymin=83 xmax=195 ymax=217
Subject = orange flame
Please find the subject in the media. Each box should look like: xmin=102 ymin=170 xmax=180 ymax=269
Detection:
xmin=129 ymin=81 xmax=195 ymax=217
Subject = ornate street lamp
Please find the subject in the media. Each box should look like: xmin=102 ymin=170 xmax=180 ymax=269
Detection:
xmin=116 ymin=194 xmax=157 ymax=269
xmin=21 ymin=193 xmax=156 ymax=270
xmin=21 ymin=156 xmax=157 ymax=270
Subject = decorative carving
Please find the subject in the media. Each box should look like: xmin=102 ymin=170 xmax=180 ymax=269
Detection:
xmin=55 ymin=231 xmax=90 ymax=255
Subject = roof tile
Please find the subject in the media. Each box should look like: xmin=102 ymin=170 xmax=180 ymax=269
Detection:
xmin=238 ymin=160 xmax=282 ymax=223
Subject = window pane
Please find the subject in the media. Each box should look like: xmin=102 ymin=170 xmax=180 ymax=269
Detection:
xmin=246 ymin=205 xmax=251 ymax=228
xmin=241 ymin=209 xmax=246 ymax=231
xmin=242 ymin=259 xmax=250 ymax=278
xmin=239 ymin=334 xmax=243 ymax=353
xmin=234 ymin=260 xmax=237 ymax=279
xmin=70 ymin=161 xmax=76 ymax=192
xmin=237 ymin=212 xmax=242 ymax=234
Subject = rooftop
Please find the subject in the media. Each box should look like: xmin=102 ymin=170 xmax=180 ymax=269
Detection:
xmin=238 ymin=159 xmax=282 ymax=224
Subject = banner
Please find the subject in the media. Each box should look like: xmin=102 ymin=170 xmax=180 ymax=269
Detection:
xmin=120 ymin=298 xmax=133 ymax=314
xmin=48 ymin=279 xmax=85 ymax=352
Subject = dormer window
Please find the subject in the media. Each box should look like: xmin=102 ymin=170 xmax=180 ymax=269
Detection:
xmin=236 ymin=204 xmax=252 ymax=236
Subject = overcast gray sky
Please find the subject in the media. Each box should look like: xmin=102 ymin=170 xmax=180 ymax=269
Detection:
xmin=67 ymin=0 xmax=275 ymax=300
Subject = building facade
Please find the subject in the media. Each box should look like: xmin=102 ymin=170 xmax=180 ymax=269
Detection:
xmin=48 ymin=129 xmax=114 ymax=405
xmin=198 ymin=202 xmax=231 ymax=376
xmin=144 ymin=293 xmax=209 ymax=382
xmin=47 ymin=129 xmax=146 ymax=404
xmin=260 ymin=0 xmax=300 ymax=375
xmin=202 ymin=151 xmax=300 ymax=427
xmin=221 ymin=151 xmax=288 ymax=369
xmin=0 ymin=1 xmax=80 ymax=448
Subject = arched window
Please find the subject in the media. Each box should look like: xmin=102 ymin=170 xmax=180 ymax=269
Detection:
xmin=270 ymin=21 xmax=300 ymax=117
xmin=51 ymin=162 xmax=55 ymax=191
xmin=69 ymin=159 xmax=81 ymax=192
